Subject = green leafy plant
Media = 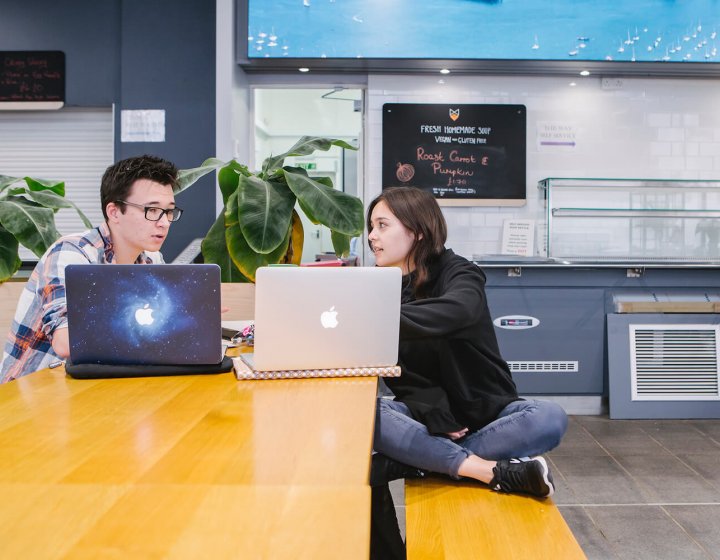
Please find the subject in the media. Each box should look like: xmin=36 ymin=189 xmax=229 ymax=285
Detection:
xmin=0 ymin=175 xmax=92 ymax=282
xmin=177 ymin=136 xmax=363 ymax=282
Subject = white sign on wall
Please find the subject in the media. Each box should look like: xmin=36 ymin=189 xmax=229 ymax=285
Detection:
xmin=536 ymin=121 xmax=577 ymax=151
xmin=501 ymin=219 xmax=536 ymax=257
xmin=121 ymin=109 xmax=166 ymax=142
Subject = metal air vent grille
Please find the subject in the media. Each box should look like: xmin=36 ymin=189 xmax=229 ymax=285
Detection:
xmin=630 ymin=324 xmax=720 ymax=401
xmin=508 ymin=361 xmax=579 ymax=373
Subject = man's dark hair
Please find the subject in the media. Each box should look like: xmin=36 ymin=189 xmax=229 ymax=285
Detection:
xmin=100 ymin=155 xmax=179 ymax=220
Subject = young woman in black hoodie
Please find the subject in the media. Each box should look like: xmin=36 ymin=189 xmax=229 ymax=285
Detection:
xmin=369 ymin=186 xmax=567 ymax=498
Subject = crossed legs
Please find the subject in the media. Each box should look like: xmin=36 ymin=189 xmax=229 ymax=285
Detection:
xmin=373 ymin=397 xmax=568 ymax=482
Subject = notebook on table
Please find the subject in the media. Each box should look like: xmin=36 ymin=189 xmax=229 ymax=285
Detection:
xmin=240 ymin=266 xmax=402 ymax=375
xmin=64 ymin=264 xmax=225 ymax=372
xmin=232 ymin=357 xmax=401 ymax=380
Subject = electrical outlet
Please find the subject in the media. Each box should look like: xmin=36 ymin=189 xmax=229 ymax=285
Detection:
xmin=601 ymin=77 xmax=624 ymax=90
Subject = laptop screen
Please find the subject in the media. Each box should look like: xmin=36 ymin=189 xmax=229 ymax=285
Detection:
xmin=251 ymin=266 xmax=401 ymax=371
xmin=65 ymin=264 xmax=222 ymax=366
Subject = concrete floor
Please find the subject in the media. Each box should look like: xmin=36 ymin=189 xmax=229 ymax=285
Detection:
xmin=390 ymin=414 xmax=720 ymax=559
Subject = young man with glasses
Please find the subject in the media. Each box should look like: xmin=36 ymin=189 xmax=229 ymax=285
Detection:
xmin=1 ymin=155 xmax=182 ymax=382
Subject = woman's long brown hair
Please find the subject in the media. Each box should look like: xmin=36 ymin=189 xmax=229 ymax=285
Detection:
xmin=367 ymin=187 xmax=447 ymax=298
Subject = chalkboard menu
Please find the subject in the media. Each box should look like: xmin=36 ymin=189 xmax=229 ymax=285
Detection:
xmin=382 ymin=103 xmax=526 ymax=206
xmin=0 ymin=51 xmax=65 ymax=103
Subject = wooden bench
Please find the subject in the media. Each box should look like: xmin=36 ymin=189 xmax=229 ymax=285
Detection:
xmin=405 ymin=477 xmax=586 ymax=559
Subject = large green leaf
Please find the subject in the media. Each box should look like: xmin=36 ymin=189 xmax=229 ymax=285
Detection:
xmin=227 ymin=160 xmax=252 ymax=177
xmin=283 ymin=168 xmax=364 ymax=236
xmin=0 ymin=197 xmax=61 ymax=257
xmin=6 ymin=187 xmax=30 ymax=197
xmin=175 ymin=158 xmax=252 ymax=196
xmin=0 ymin=225 xmax=21 ymax=282
xmin=23 ymin=189 xmax=93 ymax=228
xmin=173 ymin=136 xmax=361 ymax=283
xmin=0 ymin=175 xmax=20 ymax=193
xmin=330 ymin=230 xmax=352 ymax=258
xmin=201 ymin=209 xmax=249 ymax=282
xmin=226 ymin=218 xmax=291 ymax=283
xmin=262 ymin=136 xmax=356 ymax=175
xmin=217 ymin=166 xmax=240 ymax=207
xmin=24 ymin=177 xmax=65 ymax=197
xmin=175 ymin=158 xmax=226 ymax=193
xmin=237 ymin=174 xmax=295 ymax=254
xmin=292 ymin=176 xmax=333 ymax=224
xmin=225 ymin=190 xmax=240 ymax=226
xmin=296 ymin=197 xmax=320 ymax=225
xmin=313 ymin=176 xmax=334 ymax=189
xmin=224 ymin=189 xmax=289 ymax=280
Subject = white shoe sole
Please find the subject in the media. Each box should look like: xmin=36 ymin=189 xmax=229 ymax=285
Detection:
xmin=533 ymin=456 xmax=555 ymax=498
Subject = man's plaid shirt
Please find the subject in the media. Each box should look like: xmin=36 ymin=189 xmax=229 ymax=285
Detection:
xmin=0 ymin=223 xmax=162 ymax=382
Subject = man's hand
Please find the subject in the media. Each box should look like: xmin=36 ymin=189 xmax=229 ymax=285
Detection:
xmin=51 ymin=327 xmax=70 ymax=359
xmin=446 ymin=427 xmax=469 ymax=440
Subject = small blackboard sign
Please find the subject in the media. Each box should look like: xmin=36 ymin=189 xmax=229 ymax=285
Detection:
xmin=382 ymin=103 xmax=526 ymax=206
xmin=0 ymin=51 xmax=65 ymax=103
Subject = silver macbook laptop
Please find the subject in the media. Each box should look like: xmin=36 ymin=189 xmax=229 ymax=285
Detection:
xmin=245 ymin=266 xmax=402 ymax=372
xmin=65 ymin=264 xmax=223 ymax=366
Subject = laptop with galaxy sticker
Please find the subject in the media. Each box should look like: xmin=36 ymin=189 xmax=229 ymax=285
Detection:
xmin=65 ymin=264 xmax=223 ymax=366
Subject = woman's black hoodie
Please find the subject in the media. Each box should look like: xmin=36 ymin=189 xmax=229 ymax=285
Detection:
xmin=385 ymin=249 xmax=519 ymax=434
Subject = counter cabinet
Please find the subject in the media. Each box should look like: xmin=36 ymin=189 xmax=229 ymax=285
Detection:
xmin=482 ymin=265 xmax=720 ymax=400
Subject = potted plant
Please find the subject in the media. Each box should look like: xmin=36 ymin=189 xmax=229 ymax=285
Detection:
xmin=0 ymin=175 xmax=92 ymax=283
xmin=177 ymin=136 xmax=364 ymax=282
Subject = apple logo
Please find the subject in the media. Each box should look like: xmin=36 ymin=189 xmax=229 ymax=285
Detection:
xmin=135 ymin=303 xmax=155 ymax=326
xmin=320 ymin=306 xmax=339 ymax=329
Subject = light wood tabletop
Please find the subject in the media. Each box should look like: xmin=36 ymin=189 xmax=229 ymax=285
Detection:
xmin=0 ymin=365 xmax=378 ymax=559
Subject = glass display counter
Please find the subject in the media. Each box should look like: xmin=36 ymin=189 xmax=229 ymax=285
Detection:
xmin=538 ymin=178 xmax=720 ymax=264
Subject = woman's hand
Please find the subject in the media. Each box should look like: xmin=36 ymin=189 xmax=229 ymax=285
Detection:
xmin=445 ymin=427 xmax=469 ymax=440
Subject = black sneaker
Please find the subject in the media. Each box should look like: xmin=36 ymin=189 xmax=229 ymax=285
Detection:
xmin=370 ymin=453 xmax=426 ymax=487
xmin=489 ymin=456 xmax=554 ymax=498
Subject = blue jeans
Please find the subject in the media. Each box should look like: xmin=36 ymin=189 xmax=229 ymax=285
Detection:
xmin=374 ymin=397 xmax=568 ymax=479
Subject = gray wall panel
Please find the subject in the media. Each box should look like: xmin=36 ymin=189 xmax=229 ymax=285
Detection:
xmin=0 ymin=0 xmax=216 ymax=261
xmin=0 ymin=0 xmax=119 ymax=106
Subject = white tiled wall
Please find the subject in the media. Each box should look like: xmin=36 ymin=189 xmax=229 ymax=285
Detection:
xmin=364 ymin=74 xmax=720 ymax=261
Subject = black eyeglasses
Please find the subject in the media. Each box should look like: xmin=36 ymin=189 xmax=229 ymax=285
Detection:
xmin=116 ymin=200 xmax=183 ymax=222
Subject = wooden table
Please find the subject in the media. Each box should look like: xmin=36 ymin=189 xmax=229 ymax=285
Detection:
xmin=0 ymin=363 xmax=378 ymax=559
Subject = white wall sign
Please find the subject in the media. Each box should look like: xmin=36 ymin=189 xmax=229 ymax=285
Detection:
xmin=536 ymin=121 xmax=577 ymax=151
xmin=121 ymin=109 xmax=166 ymax=142
xmin=501 ymin=219 xmax=535 ymax=257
